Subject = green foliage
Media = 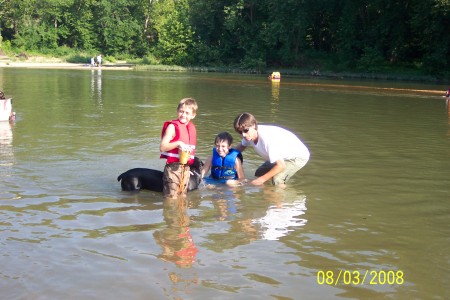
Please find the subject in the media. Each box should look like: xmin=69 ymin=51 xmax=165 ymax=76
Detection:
xmin=188 ymin=41 xmax=222 ymax=66
xmin=66 ymin=53 xmax=90 ymax=64
xmin=240 ymin=56 xmax=266 ymax=72
xmin=0 ymin=40 xmax=13 ymax=54
xmin=357 ymin=47 xmax=387 ymax=73
xmin=103 ymin=55 xmax=115 ymax=63
xmin=90 ymin=0 xmax=145 ymax=55
xmin=59 ymin=1 xmax=95 ymax=50
xmin=0 ymin=0 xmax=448 ymax=77
xmin=422 ymin=48 xmax=447 ymax=76
xmin=142 ymin=53 xmax=160 ymax=65
xmin=150 ymin=0 xmax=194 ymax=65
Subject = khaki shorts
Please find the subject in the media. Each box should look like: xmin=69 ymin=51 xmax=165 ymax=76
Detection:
xmin=254 ymin=157 xmax=308 ymax=185
xmin=163 ymin=163 xmax=191 ymax=198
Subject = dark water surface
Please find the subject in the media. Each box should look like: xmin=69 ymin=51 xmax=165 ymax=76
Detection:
xmin=1 ymin=68 xmax=449 ymax=299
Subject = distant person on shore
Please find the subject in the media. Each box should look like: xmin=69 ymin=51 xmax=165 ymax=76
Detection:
xmin=90 ymin=57 xmax=96 ymax=67
xmin=201 ymin=132 xmax=245 ymax=186
xmin=233 ymin=112 xmax=310 ymax=187
xmin=96 ymin=54 xmax=102 ymax=67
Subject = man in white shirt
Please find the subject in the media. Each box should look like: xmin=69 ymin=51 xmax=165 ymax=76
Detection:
xmin=234 ymin=112 xmax=310 ymax=186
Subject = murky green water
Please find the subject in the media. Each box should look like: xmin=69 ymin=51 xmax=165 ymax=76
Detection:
xmin=1 ymin=68 xmax=449 ymax=299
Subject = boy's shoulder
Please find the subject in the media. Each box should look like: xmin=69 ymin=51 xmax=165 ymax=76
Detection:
xmin=229 ymin=148 xmax=243 ymax=163
xmin=258 ymin=124 xmax=279 ymax=134
xmin=259 ymin=124 xmax=296 ymax=141
xmin=259 ymin=124 xmax=290 ymax=133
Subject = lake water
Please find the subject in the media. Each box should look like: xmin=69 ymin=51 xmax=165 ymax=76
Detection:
xmin=0 ymin=67 xmax=449 ymax=299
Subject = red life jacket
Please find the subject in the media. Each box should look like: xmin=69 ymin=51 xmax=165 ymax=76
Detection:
xmin=160 ymin=119 xmax=196 ymax=164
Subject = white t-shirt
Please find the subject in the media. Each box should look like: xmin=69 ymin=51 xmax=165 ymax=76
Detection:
xmin=241 ymin=125 xmax=310 ymax=163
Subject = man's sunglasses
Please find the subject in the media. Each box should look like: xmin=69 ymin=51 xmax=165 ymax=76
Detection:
xmin=238 ymin=128 xmax=250 ymax=135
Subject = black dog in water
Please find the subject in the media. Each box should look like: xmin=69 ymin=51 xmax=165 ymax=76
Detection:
xmin=117 ymin=157 xmax=203 ymax=192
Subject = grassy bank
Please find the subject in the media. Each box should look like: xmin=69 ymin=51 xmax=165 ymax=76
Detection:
xmin=1 ymin=48 xmax=448 ymax=84
xmin=134 ymin=64 xmax=447 ymax=84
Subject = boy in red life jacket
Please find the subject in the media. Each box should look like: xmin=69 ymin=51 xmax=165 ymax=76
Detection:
xmin=160 ymin=98 xmax=198 ymax=198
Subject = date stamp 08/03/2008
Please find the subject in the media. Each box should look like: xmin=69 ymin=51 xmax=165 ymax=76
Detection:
xmin=317 ymin=270 xmax=404 ymax=286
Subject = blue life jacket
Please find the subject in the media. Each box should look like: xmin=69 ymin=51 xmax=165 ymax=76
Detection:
xmin=210 ymin=148 xmax=240 ymax=180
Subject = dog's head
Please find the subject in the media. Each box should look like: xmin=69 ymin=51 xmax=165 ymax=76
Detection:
xmin=120 ymin=176 xmax=141 ymax=191
xmin=187 ymin=156 xmax=204 ymax=191
xmin=190 ymin=156 xmax=204 ymax=173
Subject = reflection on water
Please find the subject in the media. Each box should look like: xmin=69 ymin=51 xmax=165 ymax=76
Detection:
xmin=153 ymin=197 xmax=200 ymax=295
xmin=270 ymin=81 xmax=280 ymax=123
xmin=91 ymin=69 xmax=102 ymax=106
xmin=0 ymin=121 xmax=14 ymax=177
xmin=198 ymin=185 xmax=308 ymax=249
xmin=252 ymin=189 xmax=307 ymax=241
xmin=0 ymin=120 xmax=15 ymax=201
xmin=154 ymin=198 xmax=199 ymax=268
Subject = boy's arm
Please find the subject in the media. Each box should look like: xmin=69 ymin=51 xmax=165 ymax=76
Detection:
xmin=201 ymin=156 xmax=212 ymax=178
xmin=251 ymin=159 xmax=285 ymax=185
xmin=235 ymin=157 xmax=245 ymax=180
xmin=160 ymin=124 xmax=182 ymax=152
xmin=235 ymin=142 xmax=246 ymax=152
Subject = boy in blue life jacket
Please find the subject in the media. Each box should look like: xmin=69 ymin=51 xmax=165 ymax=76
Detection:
xmin=201 ymin=132 xmax=246 ymax=186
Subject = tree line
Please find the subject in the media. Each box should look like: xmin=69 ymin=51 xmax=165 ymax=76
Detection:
xmin=0 ymin=0 xmax=449 ymax=78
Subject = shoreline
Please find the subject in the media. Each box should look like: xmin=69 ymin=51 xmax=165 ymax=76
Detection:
xmin=0 ymin=57 xmax=448 ymax=88
xmin=0 ymin=61 xmax=134 ymax=70
xmin=0 ymin=55 xmax=134 ymax=70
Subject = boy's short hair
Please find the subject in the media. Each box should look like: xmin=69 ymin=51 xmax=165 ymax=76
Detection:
xmin=215 ymin=132 xmax=233 ymax=145
xmin=233 ymin=112 xmax=258 ymax=133
xmin=178 ymin=98 xmax=198 ymax=114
